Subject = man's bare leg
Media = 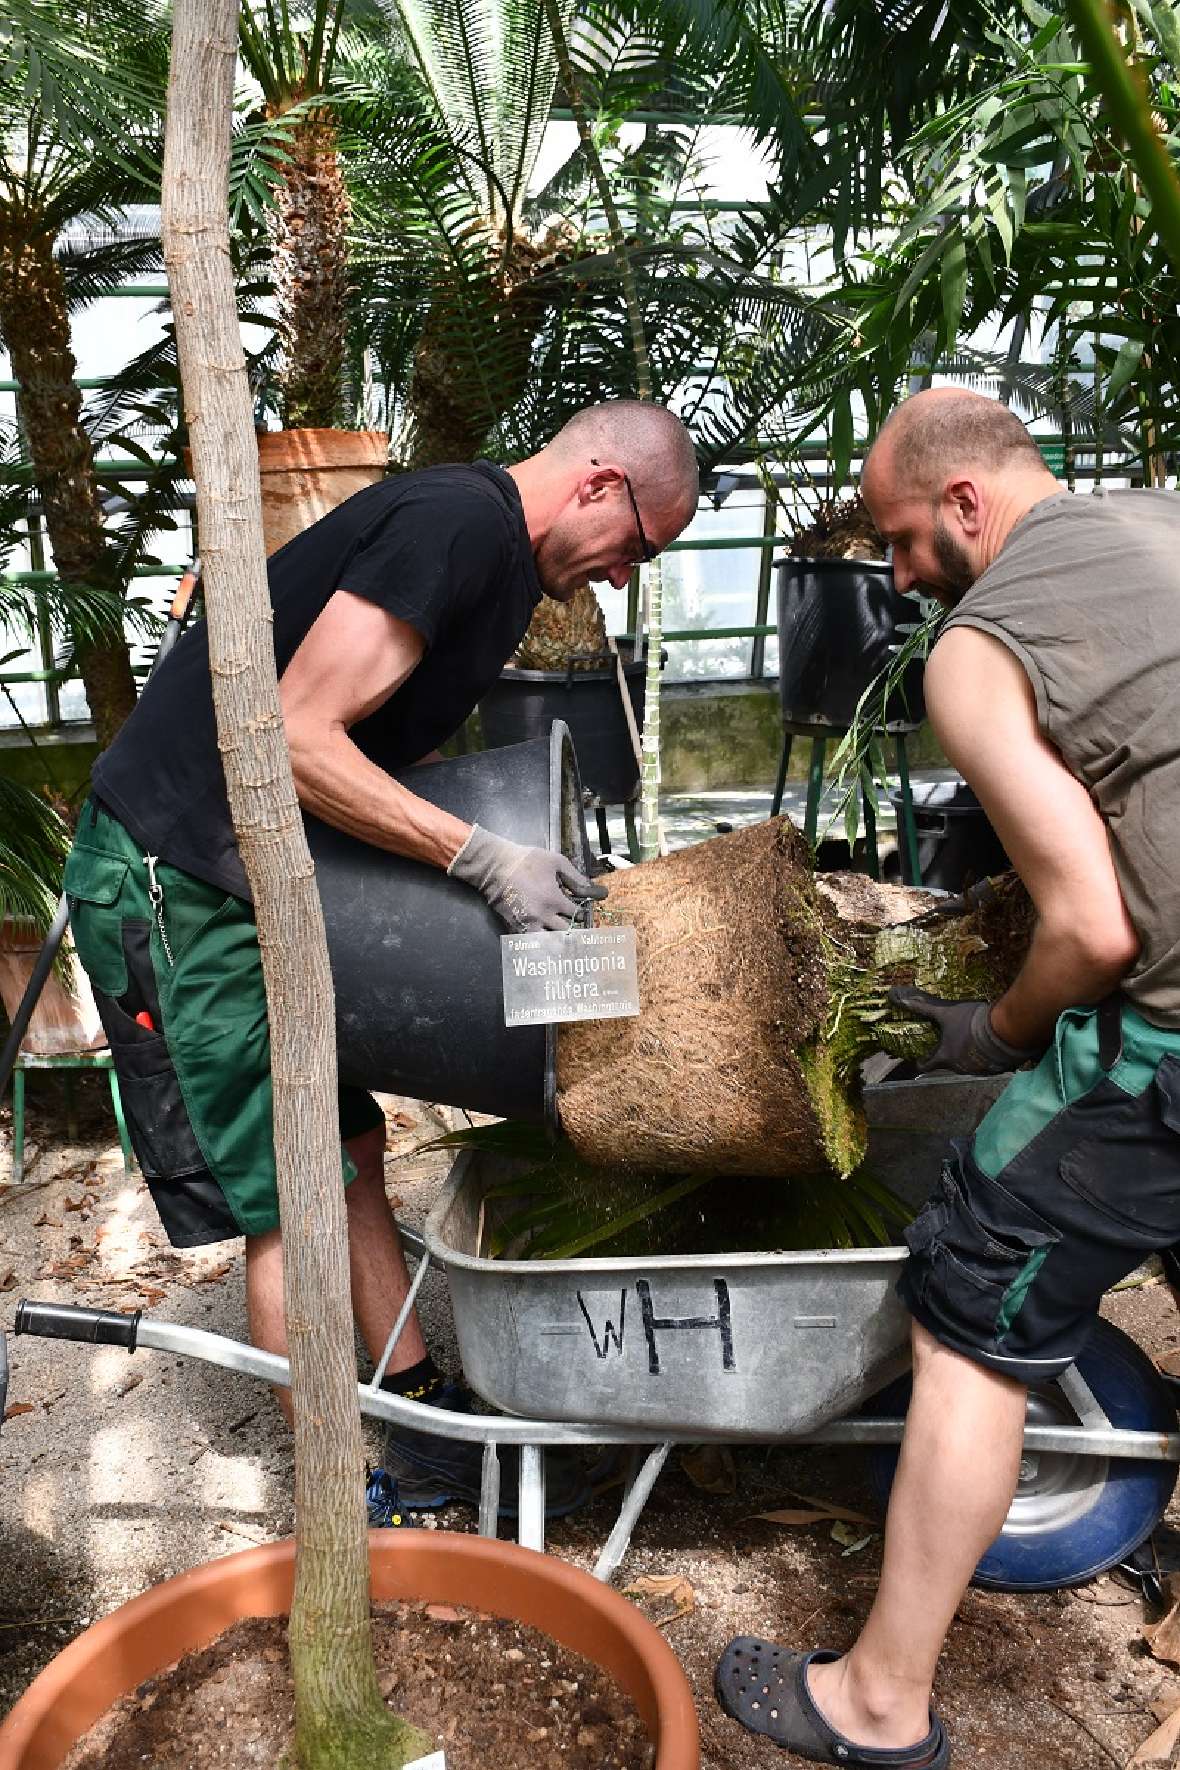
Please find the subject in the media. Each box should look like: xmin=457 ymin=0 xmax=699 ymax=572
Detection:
xmin=806 ymin=1323 xmax=1027 ymax=1748
xmin=245 ymin=1122 xmax=428 ymax=1425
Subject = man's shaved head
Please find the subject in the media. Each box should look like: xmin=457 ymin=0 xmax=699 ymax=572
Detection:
xmin=862 ymin=388 xmax=1060 ymax=606
xmin=544 ymin=400 xmax=699 ymax=519
xmin=867 ymin=387 xmax=1044 ymax=499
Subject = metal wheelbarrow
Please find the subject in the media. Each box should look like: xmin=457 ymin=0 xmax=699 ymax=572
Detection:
xmin=8 ymin=1075 xmax=1180 ymax=1589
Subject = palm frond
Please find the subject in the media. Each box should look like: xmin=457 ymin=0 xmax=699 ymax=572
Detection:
xmin=0 ymin=775 xmax=70 ymax=931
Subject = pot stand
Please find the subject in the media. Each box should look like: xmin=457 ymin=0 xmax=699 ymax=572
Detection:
xmin=10 ymin=1051 xmax=133 ymax=1185
xmin=769 ymin=721 xmax=923 ymax=886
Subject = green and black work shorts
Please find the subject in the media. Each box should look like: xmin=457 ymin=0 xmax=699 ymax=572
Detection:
xmin=62 ymin=800 xmax=384 ymax=1248
xmin=899 ymin=994 xmax=1180 ymax=1384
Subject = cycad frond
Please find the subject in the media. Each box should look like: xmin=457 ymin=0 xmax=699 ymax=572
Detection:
xmin=57 ymin=235 xmax=164 ymax=311
xmin=377 ymin=0 xmax=575 ymax=221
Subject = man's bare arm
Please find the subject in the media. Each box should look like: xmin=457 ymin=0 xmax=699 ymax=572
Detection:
xmin=924 ymin=627 xmax=1139 ymax=1049
xmin=278 ymin=589 xmax=471 ymax=867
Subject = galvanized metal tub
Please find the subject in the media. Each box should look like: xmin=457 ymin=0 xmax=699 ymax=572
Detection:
xmin=423 ymin=1073 xmax=1007 ymax=1441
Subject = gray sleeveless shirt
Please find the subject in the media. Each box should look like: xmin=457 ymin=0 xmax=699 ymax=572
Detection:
xmin=941 ymin=486 xmax=1180 ymax=1028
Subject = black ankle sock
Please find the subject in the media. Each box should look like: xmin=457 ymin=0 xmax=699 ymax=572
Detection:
xmin=380 ymin=1354 xmax=444 ymax=1404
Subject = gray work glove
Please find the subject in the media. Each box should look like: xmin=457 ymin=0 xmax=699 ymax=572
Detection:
xmin=927 ymin=877 xmax=1000 ymax=918
xmin=889 ymin=986 xmax=1041 ymax=1076
xmin=448 ymin=823 xmax=607 ymax=933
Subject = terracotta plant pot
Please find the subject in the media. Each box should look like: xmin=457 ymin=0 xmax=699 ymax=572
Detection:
xmin=0 ymin=1532 xmax=700 ymax=1770
xmin=256 ymin=427 xmax=388 ymax=555
xmin=0 ymin=920 xmax=104 ymax=1057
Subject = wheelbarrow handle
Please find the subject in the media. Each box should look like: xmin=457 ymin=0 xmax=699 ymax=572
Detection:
xmin=14 ymin=1299 xmax=141 ymax=1349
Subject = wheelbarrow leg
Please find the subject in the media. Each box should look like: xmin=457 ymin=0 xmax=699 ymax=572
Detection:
xmin=517 ymin=1444 xmax=546 ymax=1553
xmin=479 ymin=1441 xmax=501 ymax=1540
xmin=593 ymin=1442 xmax=674 ymax=1583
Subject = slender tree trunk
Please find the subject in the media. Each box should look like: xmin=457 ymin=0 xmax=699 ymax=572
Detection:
xmin=161 ymin=5 xmax=428 ymax=1766
xmin=272 ymin=108 xmax=351 ymax=429
xmin=0 ymin=213 xmax=137 ymax=746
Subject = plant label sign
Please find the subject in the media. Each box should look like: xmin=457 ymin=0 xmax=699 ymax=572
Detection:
xmin=501 ymin=926 xmax=640 ymax=1027
xmin=406 ymin=1754 xmax=446 ymax=1770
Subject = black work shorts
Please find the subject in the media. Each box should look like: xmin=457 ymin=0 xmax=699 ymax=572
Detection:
xmin=898 ymin=998 xmax=1180 ymax=1384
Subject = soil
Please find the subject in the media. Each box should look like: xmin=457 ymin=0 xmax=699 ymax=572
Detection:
xmin=59 ymin=1602 xmax=652 ymax=1770
xmin=6 ymin=1072 xmax=1180 ymax=1770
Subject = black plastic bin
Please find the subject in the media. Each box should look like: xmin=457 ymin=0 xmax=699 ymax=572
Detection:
xmin=307 ymin=723 xmax=589 ymax=1128
xmin=777 ymin=558 xmax=925 ymax=731
xmin=887 ymin=779 xmax=1010 ymax=893
xmin=478 ymin=652 xmax=654 ymax=806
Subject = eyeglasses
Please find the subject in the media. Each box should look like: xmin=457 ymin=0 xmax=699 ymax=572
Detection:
xmin=623 ymin=473 xmax=657 ymax=565
xmin=591 ymin=457 xmax=657 ymax=566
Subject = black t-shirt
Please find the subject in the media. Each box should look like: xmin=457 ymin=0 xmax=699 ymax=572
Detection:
xmin=92 ymin=461 xmax=542 ymax=898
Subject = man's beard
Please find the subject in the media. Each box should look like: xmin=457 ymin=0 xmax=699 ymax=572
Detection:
xmin=930 ymin=515 xmax=976 ymax=605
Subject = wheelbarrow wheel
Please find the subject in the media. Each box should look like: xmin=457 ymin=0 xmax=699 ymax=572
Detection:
xmin=865 ymin=1318 xmax=1178 ymax=1592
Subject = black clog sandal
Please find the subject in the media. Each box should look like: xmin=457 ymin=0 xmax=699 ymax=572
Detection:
xmin=715 ymin=1640 xmax=950 ymax=1767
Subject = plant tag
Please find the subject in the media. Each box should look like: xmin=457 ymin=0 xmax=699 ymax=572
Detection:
xmin=501 ymin=926 xmax=640 ymax=1027
xmin=406 ymin=1754 xmax=446 ymax=1770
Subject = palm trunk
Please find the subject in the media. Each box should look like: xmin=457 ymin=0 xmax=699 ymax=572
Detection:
xmin=406 ymin=231 xmax=563 ymax=468
xmin=162 ymin=6 xmax=428 ymax=1767
xmin=0 ymin=214 xmax=136 ymax=747
xmin=272 ymin=109 xmax=351 ymax=430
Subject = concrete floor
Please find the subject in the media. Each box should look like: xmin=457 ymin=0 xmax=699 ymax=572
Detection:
xmin=597 ymin=765 xmax=961 ymax=863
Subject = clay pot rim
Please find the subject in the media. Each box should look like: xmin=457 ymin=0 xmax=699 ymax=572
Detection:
xmin=255 ymin=427 xmax=389 ymax=472
xmin=0 ymin=1530 xmax=699 ymax=1770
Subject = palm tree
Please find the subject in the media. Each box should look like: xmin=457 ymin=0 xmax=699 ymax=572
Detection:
xmin=0 ymin=0 xmax=170 ymax=749
xmin=236 ymin=1 xmax=363 ymax=429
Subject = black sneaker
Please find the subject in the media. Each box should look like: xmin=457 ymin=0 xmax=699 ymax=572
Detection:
xmin=381 ymin=1380 xmax=590 ymax=1518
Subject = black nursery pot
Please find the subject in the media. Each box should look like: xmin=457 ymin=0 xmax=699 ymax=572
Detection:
xmin=887 ymin=778 xmax=1011 ymax=893
xmin=307 ymin=723 xmax=589 ymax=1127
xmin=479 ymin=651 xmax=656 ymax=806
xmin=777 ymin=557 xmax=926 ymax=731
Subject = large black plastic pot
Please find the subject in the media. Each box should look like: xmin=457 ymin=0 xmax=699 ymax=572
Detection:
xmin=777 ymin=558 xmax=925 ymax=731
xmin=306 ymin=723 xmax=589 ymax=1127
xmin=479 ymin=652 xmax=651 ymax=806
xmin=887 ymin=778 xmax=1010 ymax=893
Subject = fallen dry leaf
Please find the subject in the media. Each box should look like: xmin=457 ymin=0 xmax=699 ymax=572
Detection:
xmin=1128 ymin=1700 xmax=1180 ymax=1765
xmin=679 ymin=1444 xmax=737 ymax=1495
xmin=390 ymin=1111 xmax=417 ymax=1130
xmin=1144 ymin=1602 xmax=1180 ymax=1669
xmin=38 ymin=1253 xmax=93 ymax=1279
xmin=33 ymin=1213 xmax=59 ymax=1229
xmin=0 ymin=1269 xmax=15 ymax=1292
xmin=195 ymin=1260 xmax=233 ymax=1285
xmin=751 ymin=1493 xmax=877 ymax=1531
xmin=4 ymin=1402 xmax=34 ymax=1421
xmin=623 ymin=1574 xmax=695 ymax=1625
xmin=424 ymin=1604 xmax=462 ymax=1624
